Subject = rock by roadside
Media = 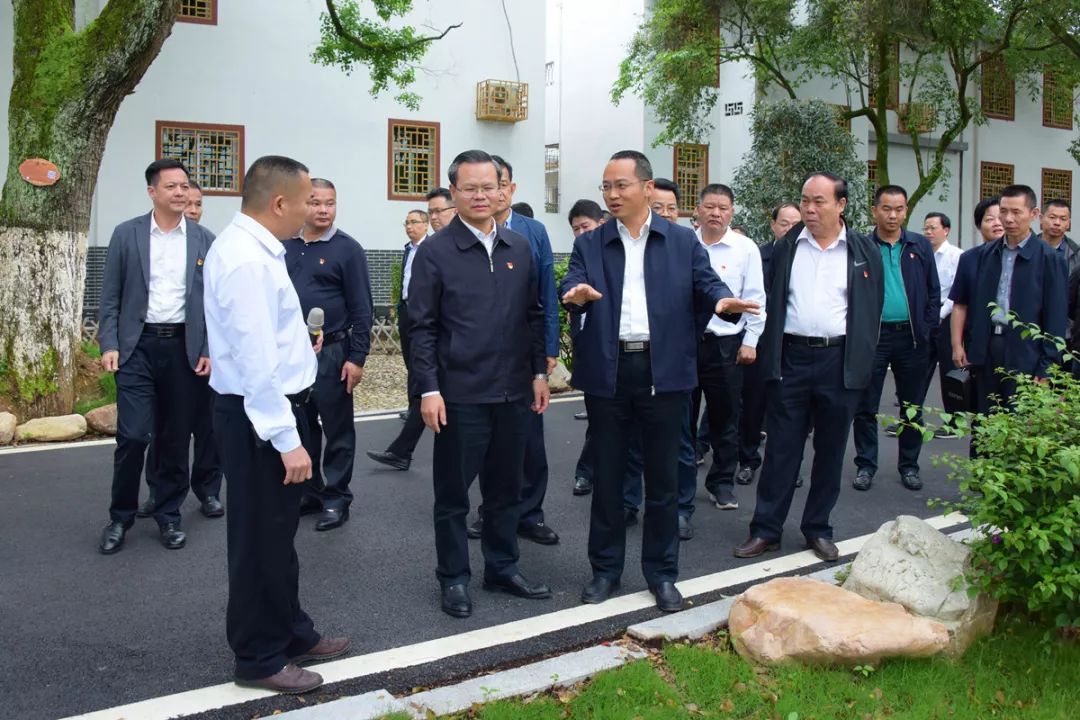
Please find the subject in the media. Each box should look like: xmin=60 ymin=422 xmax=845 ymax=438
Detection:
xmin=84 ymin=404 xmax=118 ymax=436
xmin=0 ymin=411 xmax=16 ymax=445
xmin=15 ymin=414 xmax=88 ymax=443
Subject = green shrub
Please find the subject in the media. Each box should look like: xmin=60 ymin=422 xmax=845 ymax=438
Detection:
xmin=553 ymin=257 xmax=574 ymax=371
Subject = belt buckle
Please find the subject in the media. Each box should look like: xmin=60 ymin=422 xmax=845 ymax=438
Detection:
xmin=808 ymin=336 xmax=827 ymax=348
xmin=624 ymin=341 xmax=645 ymax=352
xmin=993 ymin=325 xmax=1005 ymax=336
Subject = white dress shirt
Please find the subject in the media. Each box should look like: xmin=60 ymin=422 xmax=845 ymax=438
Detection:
xmin=617 ymin=213 xmax=653 ymax=341
xmin=785 ymin=224 xmax=849 ymax=337
xmin=204 ymin=212 xmax=318 ymax=453
xmin=402 ymin=237 xmax=423 ymax=301
xmin=696 ymin=227 xmax=768 ymax=347
xmin=146 ymin=214 xmax=188 ymax=323
xmin=933 ymin=240 xmax=963 ymax=319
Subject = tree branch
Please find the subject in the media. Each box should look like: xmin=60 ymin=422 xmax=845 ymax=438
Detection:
xmin=325 ymin=0 xmax=461 ymax=52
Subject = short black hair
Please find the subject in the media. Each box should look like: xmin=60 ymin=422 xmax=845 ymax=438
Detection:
xmin=652 ymin=178 xmax=681 ymax=204
xmin=426 ymin=187 xmax=453 ymax=203
xmin=699 ymin=183 xmax=735 ymax=204
xmin=145 ymin=158 xmax=189 ymax=187
xmin=568 ymin=199 xmax=604 ymax=225
xmin=973 ymin=196 xmax=1000 ymax=227
xmin=491 ymin=155 xmax=514 ymax=182
xmin=873 ymin=184 xmax=908 ymax=205
xmin=771 ymin=202 xmax=799 ymax=221
xmin=803 ymin=171 xmax=848 ymax=202
xmin=609 ymin=150 xmax=653 ymax=180
xmin=407 ymin=208 xmax=429 ymax=222
xmin=1000 ymin=184 xmax=1038 ymax=209
xmin=1043 ymin=198 xmax=1071 ymax=213
xmin=447 ymin=149 xmax=501 ymax=187
xmin=240 ymin=155 xmax=309 ymax=211
xmin=511 ymin=201 xmax=534 ymax=218
xmin=188 ymin=179 xmax=202 ymax=192
xmin=924 ymin=211 xmax=951 ymax=230
xmin=311 ymin=178 xmax=336 ymax=190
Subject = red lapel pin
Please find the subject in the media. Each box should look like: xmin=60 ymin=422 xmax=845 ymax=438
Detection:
xmin=507 ymin=261 xmax=514 ymax=270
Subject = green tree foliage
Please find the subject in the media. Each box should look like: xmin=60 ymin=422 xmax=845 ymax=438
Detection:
xmin=731 ymin=100 xmax=870 ymax=242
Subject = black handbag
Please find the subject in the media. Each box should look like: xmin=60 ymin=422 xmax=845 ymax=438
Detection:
xmin=942 ymin=368 xmax=975 ymax=413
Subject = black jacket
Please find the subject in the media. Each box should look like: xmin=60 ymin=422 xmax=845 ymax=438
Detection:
xmin=758 ymin=223 xmax=885 ymax=390
xmin=870 ymin=228 xmax=941 ymax=346
xmin=407 ymin=216 xmax=545 ymax=403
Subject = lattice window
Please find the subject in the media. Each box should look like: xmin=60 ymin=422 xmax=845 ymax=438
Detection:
xmin=388 ymin=120 xmax=439 ymax=201
xmin=544 ymin=144 xmax=560 ymax=214
xmin=156 ymin=121 xmax=243 ymax=195
xmin=867 ymin=160 xmax=879 ymax=203
xmin=1043 ymin=68 xmax=1074 ymax=130
xmin=177 ymin=0 xmax=216 ymax=24
xmin=831 ymin=104 xmax=852 ymax=133
xmin=980 ymin=162 xmax=1014 ymax=200
xmin=868 ymin=43 xmax=899 ymax=111
xmin=1041 ymin=168 xmax=1072 ymax=205
xmin=673 ymin=143 xmax=708 ymax=215
xmin=981 ymin=55 xmax=1015 ymax=121
xmin=898 ymin=102 xmax=937 ymax=134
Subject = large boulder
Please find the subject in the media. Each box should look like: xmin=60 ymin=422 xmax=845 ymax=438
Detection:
xmin=15 ymin=414 xmax=87 ymax=443
xmin=84 ymin=404 xmax=118 ymax=436
xmin=842 ymin=515 xmax=997 ymax=655
xmin=0 ymin=412 xmax=16 ymax=445
xmin=729 ymin=577 xmax=949 ymax=666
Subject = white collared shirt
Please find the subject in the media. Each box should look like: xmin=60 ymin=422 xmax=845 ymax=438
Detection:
xmin=204 ymin=212 xmax=318 ymax=453
xmin=462 ymin=217 xmax=497 ymax=257
xmin=696 ymin=227 xmax=768 ymax=347
xmin=146 ymin=214 xmax=188 ymax=323
xmin=933 ymin=240 xmax=963 ymax=319
xmin=617 ymin=212 xmax=653 ymax=341
xmin=301 ymin=223 xmax=337 ymax=244
xmin=786 ymin=224 xmax=849 ymax=337
xmin=402 ymin=237 xmax=423 ymax=301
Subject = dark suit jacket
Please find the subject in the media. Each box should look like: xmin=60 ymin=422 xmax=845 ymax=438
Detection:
xmin=758 ymin=223 xmax=885 ymax=390
xmin=98 ymin=212 xmax=214 ymax=370
xmin=559 ymin=214 xmax=737 ymax=398
xmin=407 ymin=216 xmax=546 ymax=404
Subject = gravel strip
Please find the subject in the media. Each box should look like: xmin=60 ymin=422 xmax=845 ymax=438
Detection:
xmin=354 ymin=352 xmax=408 ymax=413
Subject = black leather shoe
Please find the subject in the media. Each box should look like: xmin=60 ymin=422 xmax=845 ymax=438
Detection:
xmin=852 ymin=468 xmax=874 ymax=491
xmin=159 ymin=523 xmax=186 ymax=550
xmin=466 ymin=518 xmax=482 ymax=539
xmin=366 ymin=450 xmax=410 ymax=471
xmin=573 ymin=476 xmax=593 ymax=495
xmin=734 ymin=536 xmax=780 ymax=558
xmin=806 ymin=536 xmax=839 ymax=562
xmin=441 ymin=584 xmax=472 ymax=618
xmin=678 ymin=515 xmax=694 ymax=541
xmin=518 ymin=521 xmax=559 ymax=545
xmin=573 ymin=411 xmax=588 ymax=421
xmin=483 ymin=572 xmax=552 ymax=599
xmin=315 ymin=507 xmax=349 ymax=531
xmin=624 ymin=508 xmax=638 ymax=527
xmin=99 ymin=521 xmax=127 ymax=554
xmin=581 ymin=576 xmax=620 ymax=604
xmin=398 ymin=410 xmax=410 ymax=421
xmin=136 ymin=496 xmax=155 ymax=518
xmin=735 ymin=466 xmax=756 ymax=485
xmin=901 ymin=471 xmax=923 ymax=491
xmin=649 ymin=581 xmax=685 ymax=612
xmin=200 ymin=496 xmax=225 ymax=518
xmin=299 ymin=496 xmax=323 ymax=516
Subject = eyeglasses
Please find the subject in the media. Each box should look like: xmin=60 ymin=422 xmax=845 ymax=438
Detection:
xmin=599 ymin=180 xmax=644 ymax=194
xmin=651 ymin=203 xmax=680 ymax=215
xmin=453 ymin=185 xmax=501 ymax=199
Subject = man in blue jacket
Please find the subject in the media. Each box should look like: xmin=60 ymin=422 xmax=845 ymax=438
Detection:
xmin=561 ymin=150 xmax=759 ymax=612
xmin=851 ymin=185 xmax=940 ymax=492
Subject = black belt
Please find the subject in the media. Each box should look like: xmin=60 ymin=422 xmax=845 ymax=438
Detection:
xmin=881 ymin=321 xmax=911 ymax=332
xmin=701 ymin=331 xmax=744 ymax=343
xmin=323 ymin=329 xmax=349 ymax=345
xmin=619 ymin=340 xmax=650 ymax=353
xmin=287 ymin=387 xmax=314 ymax=406
xmin=142 ymin=323 xmax=184 ymax=338
xmin=783 ymin=333 xmax=845 ymax=348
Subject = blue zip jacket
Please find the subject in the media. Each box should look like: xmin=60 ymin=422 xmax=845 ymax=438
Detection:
xmin=870 ymin=228 xmax=941 ymax=346
xmin=506 ymin=211 xmax=560 ymax=358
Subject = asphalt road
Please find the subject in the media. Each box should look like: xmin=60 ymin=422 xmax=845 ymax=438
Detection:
xmin=0 ymin=384 xmax=966 ymax=720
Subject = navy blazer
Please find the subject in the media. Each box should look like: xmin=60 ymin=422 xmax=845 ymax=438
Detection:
xmin=507 ymin=211 xmax=560 ymax=358
xmin=949 ymin=235 xmax=1068 ymax=377
xmin=407 ymin=216 xmax=546 ymax=404
xmin=870 ymin=228 xmax=941 ymax=345
xmin=98 ymin=213 xmax=214 ymax=370
xmin=559 ymin=214 xmax=736 ymax=398
xmin=757 ymin=223 xmax=885 ymax=390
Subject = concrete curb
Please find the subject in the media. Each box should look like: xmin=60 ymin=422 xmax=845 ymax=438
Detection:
xmin=273 ymin=689 xmax=405 ymax=719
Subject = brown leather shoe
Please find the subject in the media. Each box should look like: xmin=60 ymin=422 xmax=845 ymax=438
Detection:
xmin=806 ymin=537 xmax=839 ymax=562
xmin=235 ymin=664 xmax=323 ymax=694
xmin=734 ymin=537 xmax=780 ymax=558
xmin=291 ymin=636 xmax=351 ymax=665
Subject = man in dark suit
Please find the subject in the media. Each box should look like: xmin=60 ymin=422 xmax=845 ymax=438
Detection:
xmin=409 ymin=149 xmax=552 ymax=619
xmin=561 ymin=150 xmax=759 ymax=612
xmin=97 ymin=158 xmax=215 ymax=554
xmin=735 ymin=172 xmax=884 ymax=563
xmin=851 ymin=185 xmax=940 ymax=492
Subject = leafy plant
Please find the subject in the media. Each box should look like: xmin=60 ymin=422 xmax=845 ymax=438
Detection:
xmin=852 ymin=664 xmax=876 ymax=678
xmin=553 ymin=257 xmax=574 ymax=372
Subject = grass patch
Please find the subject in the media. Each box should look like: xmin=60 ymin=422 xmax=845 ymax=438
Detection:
xmin=73 ymin=341 xmax=115 ymax=416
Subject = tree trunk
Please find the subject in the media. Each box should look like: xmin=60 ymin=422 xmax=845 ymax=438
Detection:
xmin=0 ymin=0 xmax=179 ymax=417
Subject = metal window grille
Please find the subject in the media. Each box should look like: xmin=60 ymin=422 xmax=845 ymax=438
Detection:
xmin=674 ymin=143 xmax=708 ymax=215
xmin=724 ymin=101 xmax=744 ymax=117
xmin=544 ymin=144 xmax=560 ymax=214
xmin=1041 ymin=168 xmax=1072 ymax=205
xmin=981 ymin=55 xmax=1015 ymax=120
xmin=389 ymin=122 xmax=438 ymax=200
xmin=1043 ymin=68 xmax=1074 ymax=130
xmin=158 ymin=122 xmax=243 ymax=194
xmin=980 ymin=161 xmax=1015 ymax=200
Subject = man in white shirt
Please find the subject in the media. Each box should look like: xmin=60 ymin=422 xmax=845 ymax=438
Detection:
xmin=922 ymin=212 xmax=963 ymax=430
xmin=204 ymin=156 xmax=350 ymax=694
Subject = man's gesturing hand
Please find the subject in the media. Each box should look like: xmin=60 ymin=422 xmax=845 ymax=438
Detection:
xmin=716 ymin=297 xmax=761 ymax=316
xmin=101 ymin=350 xmax=119 ymax=373
xmin=562 ymin=283 xmax=603 ymax=307
xmin=281 ymin=446 xmax=313 ymax=485
xmin=421 ymin=393 xmax=448 ymax=434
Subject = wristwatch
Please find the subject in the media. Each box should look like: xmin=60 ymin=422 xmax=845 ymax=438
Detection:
xmin=534 ymin=373 xmax=549 ymax=381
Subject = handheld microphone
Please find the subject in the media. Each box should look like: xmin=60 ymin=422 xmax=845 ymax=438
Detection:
xmin=307 ymin=307 xmax=324 ymax=342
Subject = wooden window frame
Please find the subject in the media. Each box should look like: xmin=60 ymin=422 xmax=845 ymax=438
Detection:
xmin=387 ymin=119 xmax=441 ymax=202
xmin=177 ymin=0 xmax=217 ymax=25
xmin=1041 ymin=167 xmax=1073 ymax=205
xmin=673 ymin=143 xmax=709 ymax=217
xmin=1042 ymin=67 xmax=1074 ymax=130
xmin=155 ymin=120 xmax=244 ymax=196
xmin=981 ymin=55 xmax=1015 ymax=121
xmin=980 ymin=161 xmax=1015 ymax=200
xmin=868 ymin=43 xmax=900 ymax=111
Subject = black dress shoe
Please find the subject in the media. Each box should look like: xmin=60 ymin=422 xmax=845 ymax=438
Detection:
xmin=159 ymin=523 xmax=186 ymax=550
xmin=136 ymin=496 xmax=156 ymax=518
xmin=624 ymin=508 xmax=638 ymax=527
xmin=735 ymin=466 xmax=756 ymax=485
xmin=806 ymin=536 xmax=839 ymax=562
xmin=573 ymin=476 xmax=593 ymax=495
xmin=466 ymin=518 xmax=482 ymax=539
xmin=366 ymin=450 xmax=410 ymax=471
xmin=573 ymin=411 xmax=588 ymax=421
xmin=581 ymin=576 xmax=620 ymax=604
xmin=901 ymin=471 xmax=923 ymax=491
xmin=483 ymin=572 xmax=552 ymax=599
xmin=649 ymin=582 xmax=685 ymax=612
xmin=853 ymin=468 xmax=874 ymax=491
xmin=99 ymin=521 xmax=127 ymax=554
xmin=398 ymin=410 xmax=410 ymax=421
xmin=315 ymin=507 xmax=349 ymax=531
xmin=678 ymin=515 xmax=694 ymax=541
xmin=518 ymin=521 xmax=559 ymax=545
xmin=441 ymin=584 xmax=472 ymax=618
xmin=299 ymin=496 xmax=323 ymax=516
xmin=200 ymin=496 xmax=225 ymax=518
xmin=734 ymin=536 xmax=780 ymax=558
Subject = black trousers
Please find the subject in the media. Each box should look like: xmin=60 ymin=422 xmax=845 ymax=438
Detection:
xmin=302 ymin=340 xmax=356 ymax=510
xmin=517 ymin=413 xmax=550 ymax=525
xmin=737 ymin=344 xmax=769 ymax=471
xmin=388 ymin=301 xmax=427 ymax=458
xmin=145 ymin=375 xmax=223 ymax=502
xmin=973 ymin=334 xmax=1015 ymax=414
xmin=433 ymin=400 xmax=530 ymax=587
xmin=585 ymin=350 xmax=685 ymax=585
xmin=692 ymin=333 xmax=744 ymax=494
xmin=924 ymin=315 xmax=956 ymax=406
xmin=575 ymin=427 xmax=644 ymax=513
xmin=852 ymin=325 xmax=929 ymax=475
xmin=110 ymin=332 xmax=194 ymax=528
xmin=214 ymin=392 xmax=320 ymax=680
xmin=750 ymin=340 xmax=860 ymax=541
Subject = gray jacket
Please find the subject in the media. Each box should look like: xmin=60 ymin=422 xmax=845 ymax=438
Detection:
xmin=98 ymin=212 xmax=215 ymax=370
